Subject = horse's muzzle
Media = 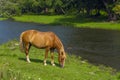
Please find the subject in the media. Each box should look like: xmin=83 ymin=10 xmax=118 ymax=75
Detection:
xmin=60 ymin=64 xmax=64 ymax=68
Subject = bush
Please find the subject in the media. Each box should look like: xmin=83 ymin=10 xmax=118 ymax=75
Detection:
xmin=0 ymin=0 xmax=21 ymax=18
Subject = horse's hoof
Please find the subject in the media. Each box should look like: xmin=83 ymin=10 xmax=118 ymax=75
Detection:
xmin=27 ymin=61 xmax=31 ymax=63
xmin=44 ymin=63 xmax=47 ymax=66
xmin=27 ymin=60 xmax=31 ymax=62
xmin=52 ymin=64 xmax=55 ymax=66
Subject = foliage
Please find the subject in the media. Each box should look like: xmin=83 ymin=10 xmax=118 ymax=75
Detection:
xmin=0 ymin=0 xmax=120 ymax=20
xmin=112 ymin=1 xmax=120 ymax=19
xmin=0 ymin=0 xmax=21 ymax=17
xmin=113 ymin=5 xmax=120 ymax=14
xmin=0 ymin=40 xmax=119 ymax=80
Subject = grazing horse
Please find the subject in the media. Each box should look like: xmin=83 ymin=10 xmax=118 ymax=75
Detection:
xmin=20 ymin=30 xmax=66 ymax=67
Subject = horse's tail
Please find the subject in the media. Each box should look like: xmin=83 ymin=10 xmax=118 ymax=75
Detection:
xmin=19 ymin=32 xmax=25 ymax=52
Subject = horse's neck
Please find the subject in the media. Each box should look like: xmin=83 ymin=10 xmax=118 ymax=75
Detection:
xmin=56 ymin=45 xmax=63 ymax=53
xmin=55 ymin=39 xmax=66 ymax=57
xmin=57 ymin=44 xmax=65 ymax=55
xmin=54 ymin=34 xmax=66 ymax=56
xmin=55 ymin=35 xmax=62 ymax=48
xmin=55 ymin=42 xmax=65 ymax=55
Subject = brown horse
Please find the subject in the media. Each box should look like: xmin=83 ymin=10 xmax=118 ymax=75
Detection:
xmin=20 ymin=30 xmax=66 ymax=67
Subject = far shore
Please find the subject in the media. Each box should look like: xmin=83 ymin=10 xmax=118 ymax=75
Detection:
xmin=1 ymin=15 xmax=120 ymax=30
xmin=12 ymin=15 xmax=120 ymax=30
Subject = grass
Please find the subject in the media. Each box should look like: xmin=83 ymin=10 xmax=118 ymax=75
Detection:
xmin=0 ymin=40 xmax=120 ymax=80
xmin=13 ymin=15 xmax=120 ymax=30
xmin=0 ymin=17 xmax=7 ymax=21
xmin=13 ymin=15 xmax=65 ymax=24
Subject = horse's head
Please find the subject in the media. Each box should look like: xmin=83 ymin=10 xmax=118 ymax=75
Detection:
xmin=59 ymin=51 xmax=66 ymax=68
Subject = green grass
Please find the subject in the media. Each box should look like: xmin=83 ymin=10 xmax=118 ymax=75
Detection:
xmin=0 ymin=40 xmax=120 ymax=80
xmin=13 ymin=15 xmax=120 ymax=30
xmin=13 ymin=15 xmax=65 ymax=24
xmin=0 ymin=17 xmax=7 ymax=21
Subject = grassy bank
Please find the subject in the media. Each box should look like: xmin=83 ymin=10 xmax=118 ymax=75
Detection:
xmin=13 ymin=15 xmax=120 ymax=30
xmin=0 ymin=17 xmax=7 ymax=21
xmin=0 ymin=40 xmax=120 ymax=80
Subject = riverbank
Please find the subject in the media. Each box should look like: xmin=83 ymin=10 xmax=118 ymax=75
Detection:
xmin=12 ymin=15 xmax=120 ymax=30
xmin=0 ymin=17 xmax=7 ymax=20
xmin=0 ymin=40 xmax=120 ymax=80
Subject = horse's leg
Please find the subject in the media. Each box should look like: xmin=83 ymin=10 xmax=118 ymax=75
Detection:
xmin=25 ymin=42 xmax=31 ymax=63
xmin=50 ymin=49 xmax=55 ymax=66
xmin=44 ymin=48 xmax=49 ymax=66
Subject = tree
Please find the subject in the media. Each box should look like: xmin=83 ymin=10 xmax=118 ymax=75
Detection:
xmin=101 ymin=0 xmax=118 ymax=21
xmin=0 ymin=0 xmax=120 ymax=21
xmin=39 ymin=0 xmax=53 ymax=14
xmin=0 ymin=0 xmax=21 ymax=17
xmin=51 ymin=0 xmax=63 ymax=14
xmin=112 ymin=0 xmax=120 ymax=19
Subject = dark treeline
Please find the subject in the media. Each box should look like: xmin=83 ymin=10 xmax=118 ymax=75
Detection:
xmin=0 ymin=0 xmax=120 ymax=21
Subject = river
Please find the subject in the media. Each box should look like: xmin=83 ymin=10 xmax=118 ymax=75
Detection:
xmin=1 ymin=20 xmax=120 ymax=70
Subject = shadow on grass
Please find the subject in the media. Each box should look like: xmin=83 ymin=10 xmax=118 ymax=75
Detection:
xmin=19 ymin=57 xmax=43 ymax=63
xmin=18 ymin=57 xmax=60 ymax=67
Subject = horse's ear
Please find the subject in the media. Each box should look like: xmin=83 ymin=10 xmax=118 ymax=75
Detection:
xmin=61 ymin=52 xmax=64 ymax=55
xmin=61 ymin=51 xmax=66 ymax=58
xmin=64 ymin=52 xmax=66 ymax=59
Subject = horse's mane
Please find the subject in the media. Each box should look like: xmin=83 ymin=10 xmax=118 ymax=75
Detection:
xmin=54 ymin=34 xmax=64 ymax=51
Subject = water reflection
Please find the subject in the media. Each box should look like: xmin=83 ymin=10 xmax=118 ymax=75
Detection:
xmin=1 ymin=20 xmax=120 ymax=70
xmin=66 ymin=28 xmax=120 ymax=70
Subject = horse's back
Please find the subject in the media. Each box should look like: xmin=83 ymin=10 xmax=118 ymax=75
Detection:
xmin=21 ymin=30 xmax=57 ymax=48
xmin=20 ymin=30 xmax=62 ymax=49
xmin=31 ymin=31 xmax=56 ymax=48
xmin=20 ymin=30 xmax=37 ymax=42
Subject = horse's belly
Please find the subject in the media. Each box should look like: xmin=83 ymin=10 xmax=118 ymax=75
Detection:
xmin=31 ymin=42 xmax=46 ymax=48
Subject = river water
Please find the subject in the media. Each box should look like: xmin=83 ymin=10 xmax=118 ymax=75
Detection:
xmin=1 ymin=20 xmax=120 ymax=70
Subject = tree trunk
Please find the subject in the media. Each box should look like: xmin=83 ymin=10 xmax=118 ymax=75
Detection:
xmin=60 ymin=7 xmax=65 ymax=14
xmin=44 ymin=7 xmax=48 ymax=14
xmin=86 ymin=8 xmax=90 ymax=16
xmin=108 ymin=13 xmax=117 ymax=21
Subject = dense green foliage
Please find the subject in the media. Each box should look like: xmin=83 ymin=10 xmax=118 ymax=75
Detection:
xmin=0 ymin=0 xmax=120 ymax=20
xmin=0 ymin=40 xmax=120 ymax=80
xmin=13 ymin=15 xmax=120 ymax=30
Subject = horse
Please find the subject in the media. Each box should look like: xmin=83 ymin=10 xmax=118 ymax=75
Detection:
xmin=20 ymin=30 xmax=66 ymax=67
